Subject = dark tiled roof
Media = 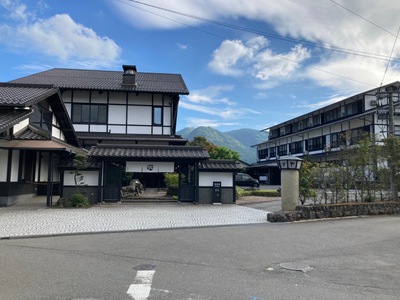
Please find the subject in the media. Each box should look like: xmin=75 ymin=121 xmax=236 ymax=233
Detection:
xmin=199 ymin=159 xmax=242 ymax=171
xmin=89 ymin=145 xmax=209 ymax=160
xmin=77 ymin=132 xmax=187 ymax=143
xmin=11 ymin=68 xmax=189 ymax=94
xmin=0 ymin=109 xmax=33 ymax=131
xmin=0 ymin=83 xmax=58 ymax=106
xmin=14 ymin=126 xmax=49 ymax=140
xmin=0 ymin=139 xmax=86 ymax=154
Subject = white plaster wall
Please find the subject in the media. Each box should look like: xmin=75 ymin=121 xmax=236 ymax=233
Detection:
xmin=128 ymin=93 xmax=151 ymax=105
xmin=199 ymin=172 xmax=233 ymax=187
xmin=73 ymin=90 xmax=90 ymax=103
xmin=52 ymin=127 xmax=62 ymax=140
xmin=163 ymin=127 xmax=171 ymax=135
xmin=349 ymin=118 xmax=364 ymax=129
xmin=108 ymin=125 xmax=126 ymax=134
xmin=63 ymin=170 xmax=99 ymax=186
xmin=163 ymin=107 xmax=171 ymax=126
xmin=127 ymin=126 xmax=151 ymax=134
xmin=153 ymin=127 xmax=162 ymax=135
xmin=65 ymin=103 xmax=72 ymax=117
xmin=109 ymin=105 xmax=126 ymax=124
xmin=11 ymin=150 xmax=19 ymax=182
xmin=128 ymin=106 xmax=152 ymax=125
xmin=90 ymin=125 xmax=107 ymax=132
xmin=0 ymin=150 xmax=7 ymax=181
xmin=74 ymin=124 xmax=89 ymax=132
xmin=109 ymin=92 xmax=126 ymax=104
xmin=153 ymin=94 xmax=162 ymax=105
xmin=39 ymin=154 xmax=48 ymax=182
xmin=62 ymin=90 xmax=72 ymax=102
xmin=13 ymin=119 xmax=29 ymax=134
xmin=126 ymin=161 xmax=174 ymax=173
xmin=91 ymin=91 xmax=107 ymax=103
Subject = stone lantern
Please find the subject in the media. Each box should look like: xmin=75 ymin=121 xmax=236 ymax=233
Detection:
xmin=277 ymin=155 xmax=303 ymax=211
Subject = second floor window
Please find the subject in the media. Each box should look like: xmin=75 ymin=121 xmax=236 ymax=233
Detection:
xmin=278 ymin=145 xmax=287 ymax=156
xmin=306 ymin=136 xmax=325 ymax=151
xmin=258 ymin=148 xmax=268 ymax=160
xmin=289 ymin=141 xmax=303 ymax=154
xmin=153 ymin=107 xmax=162 ymax=126
xmin=30 ymin=105 xmax=52 ymax=131
xmin=72 ymin=104 xmax=107 ymax=124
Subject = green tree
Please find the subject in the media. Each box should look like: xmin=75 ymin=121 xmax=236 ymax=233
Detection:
xmin=188 ymin=136 xmax=240 ymax=160
xmin=209 ymin=146 xmax=240 ymax=160
xmin=187 ymin=136 xmax=216 ymax=153
xmin=382 ymin=136 xmax=400 ymax=200
xmin=72 ymin=153 xmax=88 ymax=194
xmin=299 ymin=160 xmax=317 ymax=205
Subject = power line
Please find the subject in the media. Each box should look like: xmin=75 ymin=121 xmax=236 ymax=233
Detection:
xmin=380 ymin=25 xmax=400 ymax=87
xmin=119 ymin=0 xmax=377 ymax=87
xmin=328 ymin=0 xmax=399 ymax=38
xmin=127 ymin=0 xmax=399 ymax=64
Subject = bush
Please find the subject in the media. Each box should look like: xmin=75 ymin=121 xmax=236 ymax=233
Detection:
xmin=164 ymin=173 xmax=179 ymax=197
xmin=70 ymin=193 xmax=89 ymax=208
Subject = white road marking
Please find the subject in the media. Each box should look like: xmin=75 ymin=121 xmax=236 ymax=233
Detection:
xmin=127 ymin=270 xmax=155 ymax=300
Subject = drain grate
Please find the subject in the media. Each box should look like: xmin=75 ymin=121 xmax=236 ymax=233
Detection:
xmin=279 ymin=262 xmax=313 ymax=272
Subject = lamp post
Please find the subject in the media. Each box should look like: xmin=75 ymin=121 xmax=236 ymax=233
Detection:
xmin=277 ymin=155 xmax=303 ymax=211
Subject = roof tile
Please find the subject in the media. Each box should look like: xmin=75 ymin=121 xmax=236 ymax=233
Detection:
xmin=11 ymin=68 xmax=189 ymax=94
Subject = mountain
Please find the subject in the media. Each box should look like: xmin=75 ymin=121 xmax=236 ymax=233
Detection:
xmin=177 ymin=127 xmax=268 ymax=164
xmin=226 ymin=128 xmax=268 ymax=147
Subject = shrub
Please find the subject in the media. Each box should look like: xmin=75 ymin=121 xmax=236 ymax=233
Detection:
xmin=164 ymin=173 xmax=179 ymax=197
xmin=71 ymin=193 xmax=89 ymax=208
xmin=236 ymin=186 xmax=280 ymax=198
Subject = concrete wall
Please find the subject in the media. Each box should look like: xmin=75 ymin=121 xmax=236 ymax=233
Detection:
xmin=198 ymin=187 xmax=235 ymax=204
xmin=62 ymin=186 xmax=99 ymax=204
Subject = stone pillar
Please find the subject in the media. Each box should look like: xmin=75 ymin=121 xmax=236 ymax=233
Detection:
xmin=281 ymin=169 xmax=299 ymax=211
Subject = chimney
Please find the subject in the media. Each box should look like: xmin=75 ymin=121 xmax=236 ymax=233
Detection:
xmin=122 ymin=65 xmax=137 ymax=86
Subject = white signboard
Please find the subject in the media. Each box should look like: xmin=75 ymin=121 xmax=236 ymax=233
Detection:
xmin=126 ymin=161 xmax=174 ymax=173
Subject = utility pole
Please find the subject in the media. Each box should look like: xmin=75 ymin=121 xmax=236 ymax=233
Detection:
xmin=386 ymin=86 xmax=398 ymax=200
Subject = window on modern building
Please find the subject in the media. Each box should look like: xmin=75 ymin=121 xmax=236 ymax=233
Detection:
xmin=153 ymin=106 xmax=162 ymax=126
xmin=72 ymin=104 xmax=107 ymax=124
xmin=278 ymin=145 xmax=287 ymax=156
xmin=292 ymin=121 xmax=300 ymax=133
xmin=270 ymin=146 xmax=276 ymax=158
xmin=258 ymin=148 xmax=268 ymax=160
xmin=289 ymin=141 xmax=303 ymax=154
xmin=29 ymin=105 xmax=52 ymax=131
xmin=269 ymin=128 xmax=279 ymax=139
xmin=351 ymin=126 xmax=371 ymax=144
xmin=306 ymin=136 xmax=325 ymax=151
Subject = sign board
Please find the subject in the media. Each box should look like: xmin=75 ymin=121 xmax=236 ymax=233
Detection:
xmin=126 ymin=161 xmax=174 ymax=173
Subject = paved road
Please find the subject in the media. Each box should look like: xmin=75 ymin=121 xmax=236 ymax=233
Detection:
xmin=0 ymin=204 xmax=271 ymax=238
xmin=1 ymin=215 xmax=399 ymax=299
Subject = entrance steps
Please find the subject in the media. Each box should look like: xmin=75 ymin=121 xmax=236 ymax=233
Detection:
xmin=121 ymin=188 xmax=177 ymax=204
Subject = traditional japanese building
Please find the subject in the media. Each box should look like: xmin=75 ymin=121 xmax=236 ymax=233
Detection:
xmin=3 ymin=65 xmax=240 ymax=205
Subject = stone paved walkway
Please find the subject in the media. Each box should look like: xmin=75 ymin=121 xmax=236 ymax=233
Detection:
xmin=0 ymin=204 xmax=271 ymax=239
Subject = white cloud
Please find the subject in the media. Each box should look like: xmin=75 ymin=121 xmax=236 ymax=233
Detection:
xmin=177 ymin=43 xmax=188 ymax=50
xmin=183 ymin=117 xmax=240 ymax=128
xmin=0 ymin=2 xmax=121 ymax=68
xmin=180 ymin=99 xmax=260 ymax=119
xmin=209 ymin=36 xmax=311 ymax=87
xmin=186 ymin=85 xmax=235 ymax=105
xmin=112 ymin=0 xmax=400 ymax=92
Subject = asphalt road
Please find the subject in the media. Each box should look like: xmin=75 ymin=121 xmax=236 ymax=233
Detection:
xmin=1 ymin=215 xmax=399 ymax=300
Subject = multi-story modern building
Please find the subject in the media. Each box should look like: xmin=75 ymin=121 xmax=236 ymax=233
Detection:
xmin=249 ymin=82 xmax=400 ymax=185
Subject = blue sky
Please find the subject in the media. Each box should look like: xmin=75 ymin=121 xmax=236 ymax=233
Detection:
xmin=1 ymin=0 xmax=400 ymax=132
